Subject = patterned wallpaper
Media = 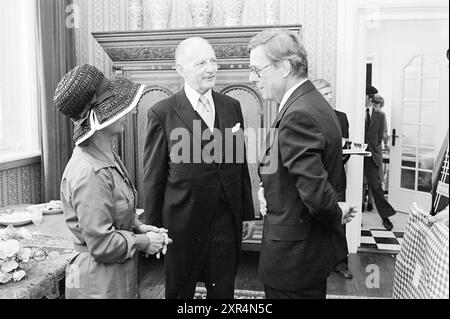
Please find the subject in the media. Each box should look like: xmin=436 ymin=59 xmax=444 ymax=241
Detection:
xmin=0 ymin=164 xmax=41 ymax=207
xmin=74 ymin=0 xmax=338 ymax=89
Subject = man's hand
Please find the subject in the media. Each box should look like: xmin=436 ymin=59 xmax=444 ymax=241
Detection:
xmin=338 ymin=202 xmax=358 ymax=224
xmin=137 ymin=224 xmax=168 ymax=234
xmin=242 ymin=221 xmax=256 ymax=240
xmin=258 ymin=187 xmax=267 ymax=217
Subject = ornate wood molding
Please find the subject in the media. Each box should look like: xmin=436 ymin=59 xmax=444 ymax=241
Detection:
xmin=93 ymin=25 xmax=302 ymax=68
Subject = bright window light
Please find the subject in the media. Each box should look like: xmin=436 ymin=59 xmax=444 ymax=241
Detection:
xmin=0 ymin=0 xmax=40 ymax=162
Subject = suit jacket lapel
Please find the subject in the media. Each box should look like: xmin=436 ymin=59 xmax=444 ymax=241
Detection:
xmin=212 ymin=91 xmax=229 ymax=134
xmin=260 ymin=80 xmax=316 ymax=163
xmin=213 ymin=91 xmax=237 ymax=163
xmin=272 ymin=80 xmax=316 ymax=129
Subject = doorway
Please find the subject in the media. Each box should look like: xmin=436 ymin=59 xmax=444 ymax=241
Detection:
xmin=365 ymin=19 xmax=449 ymax=233
xmin=336 ymin=0 xmax=449 ymax=253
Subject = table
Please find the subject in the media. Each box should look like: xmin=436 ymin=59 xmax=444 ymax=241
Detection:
xmin=0 ymin=207 xmax=75 ymax=299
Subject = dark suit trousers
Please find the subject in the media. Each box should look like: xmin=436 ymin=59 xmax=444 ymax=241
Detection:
xmin=170 ymin=192 xmax=237 ymax=299
xmin=264 ymin=281 xmax=327 ymax=299
xmin=364 ymin=158 xmax=396 ymax=218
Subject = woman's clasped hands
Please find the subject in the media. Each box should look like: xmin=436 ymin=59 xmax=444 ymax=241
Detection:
xmin=138 ymin=224 xmax=173 ymax=259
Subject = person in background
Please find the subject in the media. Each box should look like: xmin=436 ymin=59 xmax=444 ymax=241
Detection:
xmin=249 ymin=28 xmax=357 ymax=299
xmin=312 ymin=79 xmax=353 ymax=280
xmin=372 ymin=94 xmax=389 ymax=150
xmin=143 ymin=37 xmax=256 ymax=299
xmin=371 ymin=94 xmax=390 ymax=206
xmin=55 ymin=64 xmax=171 ymax=299
xmin=364 ymin=84 xmax=397 ymax=231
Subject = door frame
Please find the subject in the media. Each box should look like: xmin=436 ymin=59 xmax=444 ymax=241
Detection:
xmin=336 ymin=0 xmax=449 ymax=253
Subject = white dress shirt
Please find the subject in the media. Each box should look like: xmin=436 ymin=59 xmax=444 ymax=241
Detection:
xmin=278 ymin=78 xmax=308 ymax=114
xmin=184 ymin=83 xmax=215 ymax=130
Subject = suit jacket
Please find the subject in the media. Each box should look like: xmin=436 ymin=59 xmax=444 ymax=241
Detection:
xmin=365 ymin=107 xmax=386 ymax=167
xmin=143 ymin=89 xmax=255 ymax=291
xmin=335 ymin=110 xmax=349 ymax=195
xmin=335 ymin=110 xmax=349 ymax=139
xmin=258 ymin=80 xmax=345 ymax=292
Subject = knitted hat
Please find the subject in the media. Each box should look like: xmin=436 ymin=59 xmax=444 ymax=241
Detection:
xmin=54 ymin=65 xmax=145 ymax=145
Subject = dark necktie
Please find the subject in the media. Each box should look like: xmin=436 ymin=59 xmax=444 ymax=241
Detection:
xmin=365 ymin=108 xmax=371 ymax=129
xmin=432 ymin=145 xmax=449 ymax=214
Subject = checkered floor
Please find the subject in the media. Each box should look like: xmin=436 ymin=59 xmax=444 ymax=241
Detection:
xmin=360 ymin=228 xmax=404 ymax=253
xmin=243 ymin=221 xmax=406 ymax=254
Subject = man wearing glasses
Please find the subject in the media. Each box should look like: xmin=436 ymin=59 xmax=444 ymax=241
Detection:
xmin=249 ymin=29 xmax=357 ymax=299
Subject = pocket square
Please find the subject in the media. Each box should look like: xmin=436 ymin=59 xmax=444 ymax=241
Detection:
xmin=231 ymin=123 xmax=241 ymax=133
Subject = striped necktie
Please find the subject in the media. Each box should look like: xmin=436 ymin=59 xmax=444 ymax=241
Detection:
xmin=433 ymin=145 xmax=449 ymax=214
xmin=198 ymin=95 xmax=214 ymax=132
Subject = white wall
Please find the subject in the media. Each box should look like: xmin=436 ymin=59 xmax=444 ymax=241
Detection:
xmin=366 ymin=19 xmax=449 ymax=140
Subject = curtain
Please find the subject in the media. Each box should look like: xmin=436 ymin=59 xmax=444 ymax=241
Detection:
xmin=0 ymin=1 xmax=40 ymax=155
xmin=36 ymin=0 xmax=76 ymax=202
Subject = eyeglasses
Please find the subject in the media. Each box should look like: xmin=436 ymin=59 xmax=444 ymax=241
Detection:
xmin=249 ymin=64 xmax=272 ymax=78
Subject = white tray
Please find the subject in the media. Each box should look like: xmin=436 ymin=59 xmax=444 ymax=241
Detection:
xmin=343 ymin=150 xmax=372 ymax=157
xmin=0 ymin=210 xmax=32 ymax=226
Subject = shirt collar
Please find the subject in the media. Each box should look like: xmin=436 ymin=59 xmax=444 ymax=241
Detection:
xmin=366 ymin=104 xmax=374 ymax=115
xmin=184 ymin=83 xmax=214 ymax=111
xmin=75 ymin=141 xmax=116 ymax=172
xmin=278 ymin=78 xmax=308 ymax=113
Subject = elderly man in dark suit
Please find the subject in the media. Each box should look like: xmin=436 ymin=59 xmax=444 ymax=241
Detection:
xmin=364 ymin=85 xmax=396 ymax=230
xmin=143 ymin=37 xmax=256 ymax=299
xmin=249 ymin=29 xmax=357 ymax=299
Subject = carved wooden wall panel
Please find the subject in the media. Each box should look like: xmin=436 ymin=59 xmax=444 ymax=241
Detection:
xmin=134 ymin=86 xmax=173 ymax=202
xmin=220 ymin=84 xmax=263 ymax=216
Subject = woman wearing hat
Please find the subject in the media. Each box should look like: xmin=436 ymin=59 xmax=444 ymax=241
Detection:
xmin=55 ymin=64 xmax=171 ymax=299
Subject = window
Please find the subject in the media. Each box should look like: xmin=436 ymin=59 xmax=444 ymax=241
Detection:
xmin=400 ymin=55 xmax=438 ymax=193
xmin=0 ymin=0 xmax=40 ymax=163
